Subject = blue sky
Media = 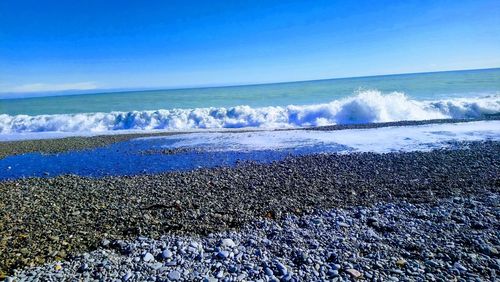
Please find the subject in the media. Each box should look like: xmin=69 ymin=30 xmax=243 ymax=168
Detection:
xmin=1 ymin=0 xmax=499 ymax=96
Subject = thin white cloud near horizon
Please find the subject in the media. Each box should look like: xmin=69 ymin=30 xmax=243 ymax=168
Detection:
xmin=2 ymin=82 xmax=98 ymax=93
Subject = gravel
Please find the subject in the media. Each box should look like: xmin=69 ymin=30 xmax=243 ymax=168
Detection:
xmin=0 ymin=141 xmax=499 ymax=276
xmin=8 ymin=193 xmax=499 ymax=281
xmin=1 ymin=115 xmax=499 ymax=159
xmin=0 ymin=131 xmax=195 ymax=160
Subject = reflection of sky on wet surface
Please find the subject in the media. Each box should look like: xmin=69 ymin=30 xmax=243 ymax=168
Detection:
xmin=1 ymin=121 xmax=499 ymax=180
xmin=0 ymin=138 xmax=350 ymax=180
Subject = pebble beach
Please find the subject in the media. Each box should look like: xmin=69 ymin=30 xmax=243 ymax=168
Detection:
xmin=2 ymin=1 xmax=500 ymax=280
xmin=0 ymin=125 xmax=499 ymax=280
xmin=10 ymin=193 xmax=500 ymax=281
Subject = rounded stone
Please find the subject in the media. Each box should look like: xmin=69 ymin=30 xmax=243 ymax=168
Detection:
xmin=143 ymin=252 xmax=155 ymax=262
xmin=168 ymin=270 xmax=181 ymax=281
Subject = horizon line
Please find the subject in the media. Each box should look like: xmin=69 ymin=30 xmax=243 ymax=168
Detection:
xmin=2 ymin=66 xmax=499 ymax=100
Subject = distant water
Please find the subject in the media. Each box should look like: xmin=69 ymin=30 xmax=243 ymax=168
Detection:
xmin=1 ymin=68 xmax=499 ymax=138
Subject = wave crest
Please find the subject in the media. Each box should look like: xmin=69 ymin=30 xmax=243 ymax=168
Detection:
xmin=1 ymin=90 xmax=499 ymax=133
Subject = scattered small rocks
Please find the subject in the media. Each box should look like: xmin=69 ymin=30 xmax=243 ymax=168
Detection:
xmin=1 ymin=141 xmax=499 ymax=275
xmin=9 ymin=193 xmax=500 ymax=281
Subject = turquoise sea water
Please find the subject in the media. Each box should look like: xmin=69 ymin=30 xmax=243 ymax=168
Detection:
xmin=1 ymin=69 xmax=499 ymax=178
xmin=0 ymin=68 xmax=499 ymax=137
xmin=2 ymin=68 xmax=499 ymax=116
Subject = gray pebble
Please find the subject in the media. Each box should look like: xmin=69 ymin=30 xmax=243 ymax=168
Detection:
xmin=143 ymin=252 xmax=155 ymax=262
xmin=167 ymin=270 xmax=181 ymax=280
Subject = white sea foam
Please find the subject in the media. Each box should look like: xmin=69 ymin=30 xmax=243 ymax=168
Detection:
xmin=152 ymin=120 xmax=500 ymax=153
xmin=1 ymin=90 xmax=499 ymax=136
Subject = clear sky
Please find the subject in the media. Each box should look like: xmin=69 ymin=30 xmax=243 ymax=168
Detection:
xmin=1 ymin=0 xmax=499 ymax=95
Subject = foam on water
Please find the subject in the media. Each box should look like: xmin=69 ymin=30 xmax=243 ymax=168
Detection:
xmin=1 ymin=120 xmax=498 ymax=179
xmin=1 ymin=91 xmax=499 ymax=138
xmin=151 ymin=120 xmax=500 ymax=153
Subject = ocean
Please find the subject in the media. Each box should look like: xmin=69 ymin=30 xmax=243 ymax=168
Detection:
xmin=1 ymin=68 xmax=500 ymax=139
xmin=2 ymin=68 xmax=500 ymax=179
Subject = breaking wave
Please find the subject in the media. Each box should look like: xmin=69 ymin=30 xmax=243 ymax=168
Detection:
xmin=1 ymin=90 xmax=499 ymax=134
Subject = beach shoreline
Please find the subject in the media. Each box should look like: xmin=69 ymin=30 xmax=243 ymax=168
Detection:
xmin=1 ymin=115 xmax=499 ymax=159
xmin=1 ymin=140 xmax=499 ymax=278
xmin=2 ymin=0 xmax=499 ymax=280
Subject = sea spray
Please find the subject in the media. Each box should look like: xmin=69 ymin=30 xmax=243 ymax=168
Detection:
xmin=1 ymin=90 xmax=499 ymax=134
